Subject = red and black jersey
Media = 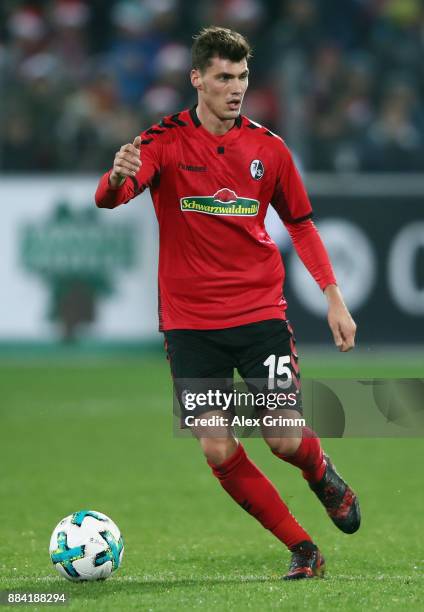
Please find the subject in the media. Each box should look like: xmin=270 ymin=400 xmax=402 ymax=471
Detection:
xmin=95 ymin=107 xmax=336 ymax=330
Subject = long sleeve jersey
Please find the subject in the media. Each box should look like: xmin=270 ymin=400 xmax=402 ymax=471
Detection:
xmin=95 ymin=106 xmax=336 ymax=330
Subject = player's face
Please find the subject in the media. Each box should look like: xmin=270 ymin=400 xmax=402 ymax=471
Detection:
xmin=191 ymin=56 xmax=249 ymax=121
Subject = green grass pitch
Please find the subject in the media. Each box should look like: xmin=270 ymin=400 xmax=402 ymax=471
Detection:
xmin=0 ymin=351 xmax=423 ymax=610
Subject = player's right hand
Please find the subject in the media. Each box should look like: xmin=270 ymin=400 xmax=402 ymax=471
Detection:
xmin=109 ymin=136 xmax=142 ymax=187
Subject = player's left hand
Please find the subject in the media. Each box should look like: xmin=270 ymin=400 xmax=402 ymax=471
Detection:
xmin=324 ymin=285 xmax=357 ymax=352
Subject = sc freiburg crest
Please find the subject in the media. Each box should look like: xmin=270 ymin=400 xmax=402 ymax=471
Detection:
xmin=250 ymin=159 xmax=264 ymax=180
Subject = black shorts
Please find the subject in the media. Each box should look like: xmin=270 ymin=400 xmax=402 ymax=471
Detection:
xmin=164 ymin=319 xmax=302 ymax=419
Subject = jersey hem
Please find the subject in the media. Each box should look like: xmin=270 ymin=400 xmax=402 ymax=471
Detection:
xmin=160 ymin=308 xmax=287 ymax=331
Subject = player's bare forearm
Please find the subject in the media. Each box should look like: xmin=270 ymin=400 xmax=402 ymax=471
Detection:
xmin=324 ymin=284 xmax=357 ymax=352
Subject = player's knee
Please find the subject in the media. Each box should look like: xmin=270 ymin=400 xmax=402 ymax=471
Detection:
xmin=264 ymin=436 xmax=301 ymax=456
xmin=199 ymin=437 xmax=238 ymax=465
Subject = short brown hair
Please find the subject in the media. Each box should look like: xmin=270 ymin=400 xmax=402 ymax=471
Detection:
xmin=192 ymin=26 xmax=252 ymax=73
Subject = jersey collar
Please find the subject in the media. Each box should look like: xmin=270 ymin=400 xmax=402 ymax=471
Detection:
xmin=189 ymin=105 xmax=242 ymax=130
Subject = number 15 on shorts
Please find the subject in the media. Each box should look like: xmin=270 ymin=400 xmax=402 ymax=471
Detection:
xmin=263 ymin=354 xmax=293 ymax=390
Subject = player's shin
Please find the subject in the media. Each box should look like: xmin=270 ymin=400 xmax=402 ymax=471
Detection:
xmin=271 ymin=426 xmax=326 ymax=483
xmin=207 ymin=442 xmax=313 ymax=549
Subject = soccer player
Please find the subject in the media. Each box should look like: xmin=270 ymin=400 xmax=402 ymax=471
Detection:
xmin=95 ymin=26 xmax=360 ymax=580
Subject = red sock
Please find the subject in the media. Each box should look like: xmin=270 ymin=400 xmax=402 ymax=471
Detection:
xmin=272 ymin=427 xmax=326 ymax=483
xmin=208 ymin=443 xmax=312 ymax=549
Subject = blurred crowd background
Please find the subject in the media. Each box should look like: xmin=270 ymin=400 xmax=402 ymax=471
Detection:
xmin=2 ymin=0 xmax=424 ymax=173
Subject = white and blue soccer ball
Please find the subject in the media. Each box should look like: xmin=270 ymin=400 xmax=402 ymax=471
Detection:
xmin=49 ymin=510 xmax=124 ymax=581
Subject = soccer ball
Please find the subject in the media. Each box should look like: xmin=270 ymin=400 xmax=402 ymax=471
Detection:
xmin=49 ymin=510 xmax=124 ymax=581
